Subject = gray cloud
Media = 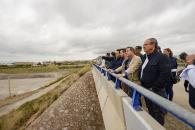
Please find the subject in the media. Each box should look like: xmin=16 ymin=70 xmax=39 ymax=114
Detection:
xmin=0 ymin=0 xmax=195 ymax=62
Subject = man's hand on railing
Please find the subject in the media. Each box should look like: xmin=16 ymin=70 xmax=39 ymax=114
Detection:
xmin=117 ymin=74 xmax=123 ymax=77
xmin=108 ymin=69 xmax=114 ymax=73
xmin=122 ymin=72 xmax=128 ymax=79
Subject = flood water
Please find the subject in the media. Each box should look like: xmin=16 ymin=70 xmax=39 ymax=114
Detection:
xmin=0 ymin=72 xmax=64 ymax=99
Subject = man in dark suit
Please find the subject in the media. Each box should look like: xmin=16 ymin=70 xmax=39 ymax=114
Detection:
xmin=140 ymin=38 xmax=171 ymax=125
xmin=109 ymin=49 xmax=123 ymax=70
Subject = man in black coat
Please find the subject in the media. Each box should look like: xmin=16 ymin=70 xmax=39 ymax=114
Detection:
xmin=140 ymin=38 xmax=171 ymax=125
xmin=110 ymin=49 xmax=124 ymax=70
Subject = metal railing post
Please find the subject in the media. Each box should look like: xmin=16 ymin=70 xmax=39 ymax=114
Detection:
xmin=101 ymin=68 xmax=104 ymax=74
xmin=115 ymin=78 xmax=121 ymax=89
xmin=107 ymin=72 xmax=112 ymax=80
xmin=103 ymin=70 xmax=106 ymax=76
xmin=132 ymin=89 xmax=141 ymax=111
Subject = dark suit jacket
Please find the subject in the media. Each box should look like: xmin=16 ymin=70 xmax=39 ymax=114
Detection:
xmin=141 ymin=51 xmax=171 ymax=91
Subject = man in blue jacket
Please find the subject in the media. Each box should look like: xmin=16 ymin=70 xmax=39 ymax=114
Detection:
xmin=140 ymin=38 xmax=171 ymax=125
xmin=110 ymin=49 xmax=124 ymax=70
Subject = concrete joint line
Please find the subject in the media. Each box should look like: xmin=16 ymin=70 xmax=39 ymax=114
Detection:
xmin=102 ymin=95 xmax=109 ymax=111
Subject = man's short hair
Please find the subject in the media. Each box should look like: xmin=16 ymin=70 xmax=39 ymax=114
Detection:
xmin=111 ymin=51 xmax=115 ymax=57
xmin=179 ymin=52 xmax=188 ymax=60
xmin=120 ymin=48 xmax=126 ymax=53
xmin=116 ymin=49 xmax=121 ymax=52
xmin=135 ymin=46 xmax=142 ymax=50
xmin=148 ymin=38 xmax=158 ymax=50
xmin=126 ymin=46 xmax=135 ymax=53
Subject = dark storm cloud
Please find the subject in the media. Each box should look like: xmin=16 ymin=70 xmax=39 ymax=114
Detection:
xmin=0 ymin=0 xmax=194 ymax=62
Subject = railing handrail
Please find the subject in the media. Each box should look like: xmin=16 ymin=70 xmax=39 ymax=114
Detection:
xmin=93 ymin=64 xmax=195 ymax=129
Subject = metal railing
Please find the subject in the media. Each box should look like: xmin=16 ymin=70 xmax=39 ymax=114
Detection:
xmin=93 ymin=64 xmax=195 ymax=129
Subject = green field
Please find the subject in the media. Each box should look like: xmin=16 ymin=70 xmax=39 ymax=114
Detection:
xmin=0 ymin=61 xmax=90 ymax=74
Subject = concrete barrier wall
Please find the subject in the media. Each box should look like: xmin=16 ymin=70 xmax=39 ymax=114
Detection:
xmin=92 ymin=67 xmax=165 ymax=130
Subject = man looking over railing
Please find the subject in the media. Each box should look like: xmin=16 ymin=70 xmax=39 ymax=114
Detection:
xmin=125 ymin=47 xmax=142 ymax=85
xmin=113 ymin=48 xmax=130 ymax=75
xmin=140 ymin=38 xmax=171 ymax=125
xmin=110 ymin=49 xmax=123 ymax=70
xmin=113 ymin=47 xmax=142 ymax=96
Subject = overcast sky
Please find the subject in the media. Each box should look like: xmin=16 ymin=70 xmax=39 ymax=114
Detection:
xmin=0 ymin=0 xmax=195 ymax=62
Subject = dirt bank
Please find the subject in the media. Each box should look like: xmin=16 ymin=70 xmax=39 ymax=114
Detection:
xmin=26 ymin=72 xmax=105 ymax=130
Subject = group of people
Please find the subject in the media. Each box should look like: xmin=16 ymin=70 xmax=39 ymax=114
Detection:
xmin=99 ymin=38 xmax=195 ymax=126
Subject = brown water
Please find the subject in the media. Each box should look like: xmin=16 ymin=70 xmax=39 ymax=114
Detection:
xmin=0 ymin=77 xmax=56 ymax=99
xmin=0 ymin=72 xmax=66 ymax=99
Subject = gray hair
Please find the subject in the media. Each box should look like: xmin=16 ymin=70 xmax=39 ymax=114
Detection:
xmin=148 ymin=38 xmax=158 ymax=50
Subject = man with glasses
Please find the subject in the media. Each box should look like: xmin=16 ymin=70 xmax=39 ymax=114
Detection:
xmin=140 ymin=38 xmax=171 ymax=125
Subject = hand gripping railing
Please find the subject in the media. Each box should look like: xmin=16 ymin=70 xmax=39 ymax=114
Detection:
xmin=93 ymin=64 xmax=195 ymax=129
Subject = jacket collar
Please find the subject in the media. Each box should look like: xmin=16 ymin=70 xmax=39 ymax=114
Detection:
xmin=147 ymin=50 xmax=158 ymax=59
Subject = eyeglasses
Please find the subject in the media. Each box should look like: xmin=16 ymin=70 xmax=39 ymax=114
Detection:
xmin=143 ymin=43 xmax=151 ymax=46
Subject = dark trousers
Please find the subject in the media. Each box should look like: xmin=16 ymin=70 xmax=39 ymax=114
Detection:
xmin=189 ymin=84 xmax=195 ymax=109
xmin=144 ymin=88 xmax=167 ymax=125
xmin=165 ymin=82 xmax=174 ymax=101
